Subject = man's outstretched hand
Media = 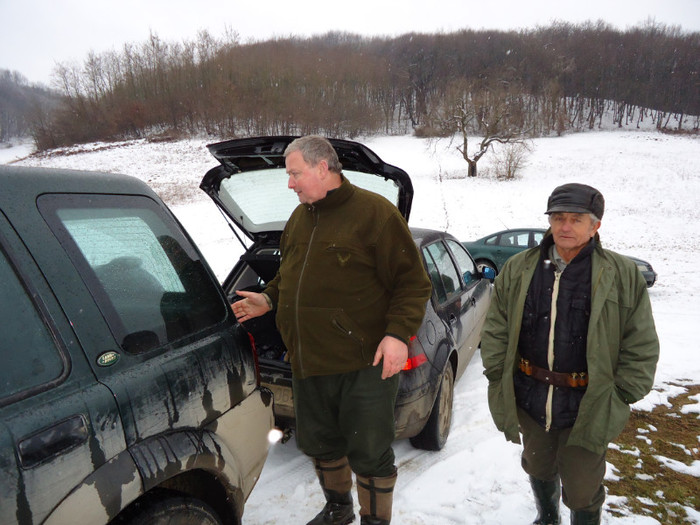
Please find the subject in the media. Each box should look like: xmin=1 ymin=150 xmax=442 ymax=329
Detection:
xmin=231 ymin=290 xmax=270 ymax=322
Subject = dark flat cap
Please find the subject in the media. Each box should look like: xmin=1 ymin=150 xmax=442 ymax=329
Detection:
xmin=545 ymin=183 xmax=604 ymax=219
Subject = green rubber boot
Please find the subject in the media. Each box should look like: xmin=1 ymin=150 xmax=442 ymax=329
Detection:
xmin=529 ymin=476 xmax=561 ymax=525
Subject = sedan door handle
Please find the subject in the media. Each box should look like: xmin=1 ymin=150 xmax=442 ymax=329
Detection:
xmin=449 ymin=314 xmax=457 ymax=324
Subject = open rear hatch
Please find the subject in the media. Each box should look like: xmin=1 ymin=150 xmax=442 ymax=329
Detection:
xmin=200 ymin=136 xmax=414 ymax=246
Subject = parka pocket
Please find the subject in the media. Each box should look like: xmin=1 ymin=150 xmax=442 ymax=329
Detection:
xmin=487 ymin=379 xmax=506 ymax=432
xmin=604 ymin=387 xmax=631 ymax=443
xmin=331 ymin=310 xmax=371 ymax=362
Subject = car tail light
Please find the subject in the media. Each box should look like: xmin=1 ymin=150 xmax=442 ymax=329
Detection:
xmin=402 ymin=354 xmax=428 ymax=371
xmin=247 ymin=332 xmax=261 ymax=387
xmin=402 ymin=335 xmax=428 ymax=371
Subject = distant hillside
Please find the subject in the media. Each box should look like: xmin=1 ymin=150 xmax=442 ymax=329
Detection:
xmin=9 ymin=21 xmax=700 ymax=150
xmin=0 ymin=70 xmax=61 ymax=142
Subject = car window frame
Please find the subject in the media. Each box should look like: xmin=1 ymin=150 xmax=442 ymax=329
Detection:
xmin=37 ymin=193 xmax=230 ymax=355
xmin=444 ymin=238 xmax=479 ymax=290
xmin=423 ymin=239 xmax=464 ymax=306
xmin=0 ymin=218 xmax=71 ymax=408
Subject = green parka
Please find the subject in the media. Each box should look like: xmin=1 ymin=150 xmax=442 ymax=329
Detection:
xmin=264 ymin=177 xmax=432 ymax=379
xmin=480 ymin=233 xmax=659 ymax=454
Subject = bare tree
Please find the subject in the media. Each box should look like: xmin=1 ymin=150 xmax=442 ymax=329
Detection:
xmin=442 ymin=80 xmax=531 ymax=177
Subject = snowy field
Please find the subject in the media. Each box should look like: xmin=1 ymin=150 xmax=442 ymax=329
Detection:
xmin=3 ymin=129 xmax=699 ymax=524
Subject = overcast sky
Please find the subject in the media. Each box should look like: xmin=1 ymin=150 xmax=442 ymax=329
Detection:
xmin=2 ymin=0 xmax=699 ymax=86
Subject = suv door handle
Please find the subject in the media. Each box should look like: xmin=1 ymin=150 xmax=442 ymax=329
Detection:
xmin=18 ymin=415 xmax=89 ymax=468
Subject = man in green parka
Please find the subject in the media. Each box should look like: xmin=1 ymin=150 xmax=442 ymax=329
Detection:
xmin=232 ymin=136 xmax=432 ymax=525
xmin=480 ymin=183 xmax=659 ymax=525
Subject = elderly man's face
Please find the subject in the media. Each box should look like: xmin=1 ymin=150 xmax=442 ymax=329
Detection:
xmin=286 ymin=150 xmax=328 ymax=204
xmin=549 ymin=212 xmax=601 ymax=262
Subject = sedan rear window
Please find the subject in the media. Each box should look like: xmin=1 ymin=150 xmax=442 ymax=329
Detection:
xmin=215 ymin=168 xmax=401 ymax=235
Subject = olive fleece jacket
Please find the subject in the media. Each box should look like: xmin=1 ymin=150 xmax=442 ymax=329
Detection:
xmin=264 ymin=177 xmax=432 ymax=379
xmin=480 ymin=234 xmax=660 ymax=455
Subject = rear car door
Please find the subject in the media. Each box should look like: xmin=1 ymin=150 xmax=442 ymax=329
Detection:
xmin=0 ymin=212 xmax=128 ymax=525
xmin=494 ymin=229 xmax=532 ymax=267
xmin=36 ymin=193 xmax=253 ymax=448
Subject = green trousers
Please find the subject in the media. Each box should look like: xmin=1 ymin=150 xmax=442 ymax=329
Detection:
xmin=518 ymin=408 xmax=606 ymax=513
xmin=293 ymin=364 xmax=399 ymax=477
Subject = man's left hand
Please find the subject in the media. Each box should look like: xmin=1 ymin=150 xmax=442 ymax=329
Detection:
xmin=373 ymin=336 xmax=408 ymax=379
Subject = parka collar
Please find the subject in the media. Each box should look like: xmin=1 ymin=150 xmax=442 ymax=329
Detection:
xmin=540 ymin=231 xmax=601 ymax=266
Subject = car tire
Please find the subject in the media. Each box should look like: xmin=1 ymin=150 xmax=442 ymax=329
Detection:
xmin=114 ymin=491 xmax=224 ymax=525
xmin=476 ymin=259 xmax=497 ymax=275
xmin=409 ymin=363 xmax=455 ymax=451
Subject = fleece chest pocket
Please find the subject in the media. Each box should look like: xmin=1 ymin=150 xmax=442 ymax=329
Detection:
xmin=325 ymin=241 xmax=374 ymax=269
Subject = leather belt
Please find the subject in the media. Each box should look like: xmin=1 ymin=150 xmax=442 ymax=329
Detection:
xmin=519 ymin=358 xmax=588 ymax=388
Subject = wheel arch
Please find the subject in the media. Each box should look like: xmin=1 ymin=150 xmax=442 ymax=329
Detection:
xmin=127 ymin=429 xmax=245 ymax=524
xmin=45 ymin=430 xmax=246 ymax=525
xmin=475 ymin=258 xmax=498 ymax=275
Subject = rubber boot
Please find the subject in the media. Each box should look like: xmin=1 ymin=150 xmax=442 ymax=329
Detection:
xmin=356 ymin=468 xmax=397 ymax=525
xmin=529 ymin=476 xmax=561 ymax=525
xmin=307 ymin=457 xmax=355 ymax=525
xmin=570 ymin=508 xmax=602 ymax=525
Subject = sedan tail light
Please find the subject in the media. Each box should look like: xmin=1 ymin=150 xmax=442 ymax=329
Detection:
xmin=402 ymin=335 xmax=428 ymax=371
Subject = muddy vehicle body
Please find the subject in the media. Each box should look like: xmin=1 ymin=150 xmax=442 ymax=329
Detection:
xmin=0 ymin=165 xmax=273 ymax=524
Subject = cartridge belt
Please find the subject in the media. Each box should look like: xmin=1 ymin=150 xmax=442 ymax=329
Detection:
xmin=519 ymin=358 xmax=588 ymax=388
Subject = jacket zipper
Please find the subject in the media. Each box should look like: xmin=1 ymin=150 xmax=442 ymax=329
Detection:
xmin=545 ymin=270 xmax=562 ymax=432
xmin=295 ymin=206 xmax=318 ymax=377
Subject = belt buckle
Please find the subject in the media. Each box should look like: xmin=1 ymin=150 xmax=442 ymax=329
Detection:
xmin=578 ymin=371 xmax=588 ymax=387
xmin=568 ymin=372 xmax=579 ymax=388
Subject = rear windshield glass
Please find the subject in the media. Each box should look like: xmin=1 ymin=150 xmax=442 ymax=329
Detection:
xmin=217 ymin=169 xmax=401 ymax=234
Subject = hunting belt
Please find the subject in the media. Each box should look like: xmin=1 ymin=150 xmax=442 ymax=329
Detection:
xmin=519 ymin=358 xmax=588 ymax=388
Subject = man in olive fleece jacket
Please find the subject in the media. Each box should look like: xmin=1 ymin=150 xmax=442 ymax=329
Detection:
xmin=232 ymin=136 xmax=432 ymax=525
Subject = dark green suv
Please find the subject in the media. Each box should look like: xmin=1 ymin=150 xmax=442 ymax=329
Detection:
xmin=0 ymin=165 xmax=273 ymax=524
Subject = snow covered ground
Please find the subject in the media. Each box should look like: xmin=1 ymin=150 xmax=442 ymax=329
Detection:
xmin=4 ymin=129 xmax=699 ymax=524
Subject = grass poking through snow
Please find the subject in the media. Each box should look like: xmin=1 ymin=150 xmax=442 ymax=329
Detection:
xmin=606 ymin=384 xmax=700 ymax=524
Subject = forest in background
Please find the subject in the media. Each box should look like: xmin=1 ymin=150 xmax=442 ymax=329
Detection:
xmin=1 ymin=19 xmax=699 ymax=150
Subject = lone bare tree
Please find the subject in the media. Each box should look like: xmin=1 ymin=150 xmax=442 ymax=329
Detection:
xmin=442 ymin=80 xmax=531 ymax=177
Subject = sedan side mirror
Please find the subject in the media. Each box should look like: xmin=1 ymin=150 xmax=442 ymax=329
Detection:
xmin=481 ymin=267 xmax=496 ymax=281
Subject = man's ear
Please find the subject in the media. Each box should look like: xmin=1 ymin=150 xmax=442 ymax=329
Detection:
xmin=317 ymin=159 xmax=330 ymax=179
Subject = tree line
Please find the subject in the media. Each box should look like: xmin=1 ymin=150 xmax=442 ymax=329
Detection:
xmin=3 ymin=20 xmax=699 ymax=151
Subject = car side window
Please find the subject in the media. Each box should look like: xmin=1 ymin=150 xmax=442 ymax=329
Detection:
xmin=513 ymin=232 xmax=530 ymax=247
xmin=38 ymin=194 xmax=227 ymax=354
xmin=425 ymin=242 xmax=461 ymax=301
xmin=501 ymin=231 xmax=529 ymax=248
xmin=0 ymin=246 xmax=65 ymax=403
xmin=445 ymin=239 xmax=477 ymax=285
xmin=422 ymin=247 xmax=447 ymax=303
xmin=532 ymin=231 xmax=544 ymax=246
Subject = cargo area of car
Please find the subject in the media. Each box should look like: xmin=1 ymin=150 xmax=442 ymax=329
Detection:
xmin=227 ymin=251 xmax=298 ymax=428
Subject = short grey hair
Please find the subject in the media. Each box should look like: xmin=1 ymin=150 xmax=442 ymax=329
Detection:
xmin=284 ymin=135 xmax=342 ymax=174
